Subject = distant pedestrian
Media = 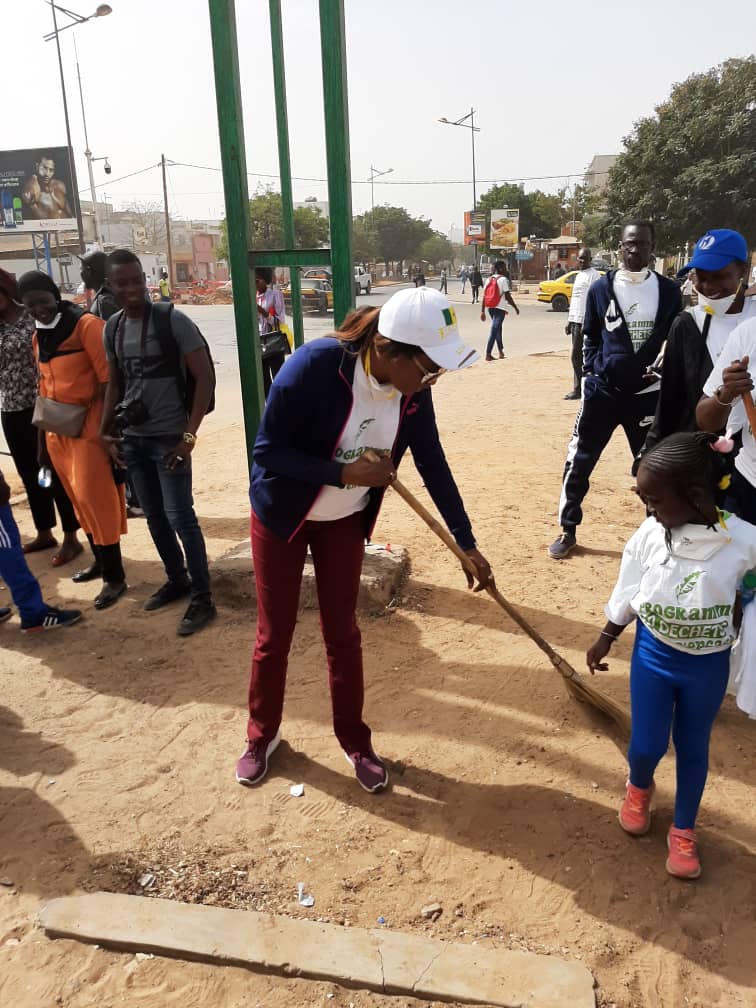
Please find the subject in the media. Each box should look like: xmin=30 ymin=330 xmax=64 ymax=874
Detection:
xmin=469 ymin=265 xmax=483 ymax=303
xmin=439 ymin=268 xmax=448 ymax=294
xmin=158 ymin=271 xmax=171 ymax=302
xmin=481 ymin=260 xmax=519 ymax=360
xmin=459 ymin=266 xmax=469 ymax=294
xmin=255 ymin=266 xmax=287 ymax=398
xmin=553 ymin=263 xmax=567 ymax=279
xmin=563 ymin=247 xmax=600 ymax=399
xmin=413 ymin=269 xmax=426 ymax=288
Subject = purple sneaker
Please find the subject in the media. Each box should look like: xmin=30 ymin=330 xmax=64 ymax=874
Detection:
xmin=235 ymin=730 xmax=281 ymax=786
xmin=345 ymin=749 xmax=389 ymax=793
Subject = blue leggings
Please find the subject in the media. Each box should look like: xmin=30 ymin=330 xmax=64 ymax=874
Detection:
xmin=628 ymin=621 xmax=729 ymax=829
xmin=0 ymin=503 xmax=46 ymax=622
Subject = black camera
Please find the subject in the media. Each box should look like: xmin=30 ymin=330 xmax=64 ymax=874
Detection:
xmin=114 ymin=396 xmax=149 ymax=430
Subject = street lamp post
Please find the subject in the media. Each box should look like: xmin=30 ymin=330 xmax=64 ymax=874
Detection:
xmin=74 ymin=37 xmax=109 ymax=248
xmin=438 ymin=107 xmax=480 ymax=261
xmin=44 ymin=3 xmax=113 ymax=254
xmin=369 ymin=165 xmax=393 ymax=213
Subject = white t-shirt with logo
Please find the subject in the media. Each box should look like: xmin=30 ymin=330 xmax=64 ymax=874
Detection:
xmin=703 ymin=316 xmax=756 ymax=488
xmin=307 ymin=354 xmax=401 ymax=522
xmin=605 ymin=513 xmax=756 ymax=654
xmin=689 ymin=297 xmax=756 ymax=366
xmin=613 ymin=270 xmax=660 ymax=352
xmin=568 ymin=267 xmax=600 ymax=323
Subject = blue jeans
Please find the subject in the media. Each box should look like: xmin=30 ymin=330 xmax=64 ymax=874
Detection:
xmin=0 ymin=503 xmax=46 ymax=621
xmin=121 ymin=436 xmax=211 ymax=601
xmin=486 ymin=308 xmax=506 ymax=356
xmin=628 ymin=621 xmax=729 ymax=829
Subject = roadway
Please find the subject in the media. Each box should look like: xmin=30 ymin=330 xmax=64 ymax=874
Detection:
xmin=0 ymin=283 xmax=568 ymax=455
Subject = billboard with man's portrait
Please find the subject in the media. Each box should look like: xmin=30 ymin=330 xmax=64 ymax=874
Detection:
xmin=0 ymin=147 xmax=78 ymax=233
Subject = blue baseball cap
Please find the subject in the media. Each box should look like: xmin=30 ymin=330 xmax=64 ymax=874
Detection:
xmin=678 ymin=229 xmax=748 ymax=276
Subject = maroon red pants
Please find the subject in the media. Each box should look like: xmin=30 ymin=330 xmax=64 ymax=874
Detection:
xmin=246 ymin=509 xmax=372 ymax=753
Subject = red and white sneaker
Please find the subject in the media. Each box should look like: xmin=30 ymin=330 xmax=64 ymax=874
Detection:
xmin=666 ymin=826 xmax=701 ymax=880
xmin=618 ymin=780 xmax=654 ymax=835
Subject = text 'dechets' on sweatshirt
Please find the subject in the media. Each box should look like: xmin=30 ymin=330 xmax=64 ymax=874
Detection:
xmin=605 ymin=513 xmax=756 ymax=654
xmin=582 ymin=269 xmax=682 ymax=393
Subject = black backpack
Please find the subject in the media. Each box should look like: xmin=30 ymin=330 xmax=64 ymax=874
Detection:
xmin=115 ymin=302 xmax=216 ymax=415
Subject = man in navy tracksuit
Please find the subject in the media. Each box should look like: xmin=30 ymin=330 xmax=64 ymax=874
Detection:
xmin=549 ymin=221 xmax=682 ymax=559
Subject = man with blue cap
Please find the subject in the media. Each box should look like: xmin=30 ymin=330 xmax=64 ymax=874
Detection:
xmin=696 ymin=230 xmax=756 ymax=523
xmin=638 ymin=229 xmax=755 ymax=464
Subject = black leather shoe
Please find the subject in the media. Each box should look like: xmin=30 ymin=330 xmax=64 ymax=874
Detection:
xmin=564 ymin=390 xmax=581 ymax=400
xmin=94 ymin=581 xmax=127 ymax=610
xmin=72 ymin=563 xmax=102 ymax=583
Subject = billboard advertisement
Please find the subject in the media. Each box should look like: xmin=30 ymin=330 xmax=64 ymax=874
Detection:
xmin=0 ymin=147 xmax=78 ymax=233
xmin=489 ymin=208 xmax=519 ymax=249
xmin=464 ymin=210 xmax=486 ymax=246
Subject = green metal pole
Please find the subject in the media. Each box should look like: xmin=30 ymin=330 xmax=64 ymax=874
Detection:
xmin=269 ymin=0 xmax=304 ymax=349
xmin=319 ymin=0 xmax=354 ymax=327
xmin=208 ymin=0 xmax=265 ymax=463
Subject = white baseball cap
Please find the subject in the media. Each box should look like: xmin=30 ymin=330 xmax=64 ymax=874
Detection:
xmin=377 ymin=287 xmax=479 ymax=371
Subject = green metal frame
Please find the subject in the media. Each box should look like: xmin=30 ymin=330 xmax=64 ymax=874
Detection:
xmin=208 ymin=0 xmax=355 ymax=464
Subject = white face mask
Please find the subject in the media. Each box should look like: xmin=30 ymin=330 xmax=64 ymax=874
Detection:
xmin=35 ymin=312 xmax=62 ymax=329
xmin=616 ymin=268 xmax=650 ymax=284
xmin=695 ymin=282 xmax=742 ymax=318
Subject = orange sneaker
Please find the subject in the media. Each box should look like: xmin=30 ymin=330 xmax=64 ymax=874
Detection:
xmin=618 ymin=780 xmax=654 ymax=835
xmin=666 ymin=826 xmax=701 ymax=879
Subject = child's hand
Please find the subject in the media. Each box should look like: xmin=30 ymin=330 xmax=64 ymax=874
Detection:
xmin=586 ymin=636 xmax=612 ymax=674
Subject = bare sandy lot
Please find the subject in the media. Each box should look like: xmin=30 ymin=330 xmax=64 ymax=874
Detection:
xmin=1 ymin=344 xmax=754 ymax=1008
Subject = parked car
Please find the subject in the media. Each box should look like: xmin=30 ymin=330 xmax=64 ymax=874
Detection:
xmin=537 ymin=270 xmax=606 ymax=312
xmin=302 ymin=268 xmax=332 ymax=281
xmin=281 ymin=276 xmax=333 ymax=315
xmin=354 ymin=265 xmax=371 ymax=296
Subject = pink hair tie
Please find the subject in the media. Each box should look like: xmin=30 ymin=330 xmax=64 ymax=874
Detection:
xmin=712 ymin=436 xmax=735 ymax=454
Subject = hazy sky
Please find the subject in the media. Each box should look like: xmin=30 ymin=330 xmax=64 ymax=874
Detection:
xmin=6 ymin=1 xmax=756 ymax=237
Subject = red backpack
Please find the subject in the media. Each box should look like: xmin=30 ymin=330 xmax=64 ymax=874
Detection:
xmin=482 ymin=275 xmax=501 ymax=308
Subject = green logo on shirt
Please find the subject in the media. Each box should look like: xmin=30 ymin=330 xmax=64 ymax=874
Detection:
xmin=675 ymin=571 xmax=702 ymax=600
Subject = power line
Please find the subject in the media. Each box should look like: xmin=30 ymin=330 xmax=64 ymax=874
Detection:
xmin=81 ymin=158 xmax=611 ymax=197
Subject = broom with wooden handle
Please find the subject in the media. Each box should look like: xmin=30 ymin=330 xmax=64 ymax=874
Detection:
xmin=371 ymin=454 xmax=632 ymax=737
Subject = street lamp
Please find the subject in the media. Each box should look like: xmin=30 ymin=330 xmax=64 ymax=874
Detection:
xmin=44 ymin=3 xmax=113 ymax=254
xmin=73 ymin=36 xmax=109 ymax=248
xmin=369 ymin=165 xmax=393 ymax=213
xmin=439 ymin=108 xmax=480 ymax=260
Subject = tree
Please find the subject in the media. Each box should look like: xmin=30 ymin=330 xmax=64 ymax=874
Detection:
xmin=477 ymin=183 xmax=568 ymax=245
xmin=419 ymin=232 xmax=453 ymax=267
xmin=122 ymin=200 xmax=166 ymax=248
xmin=353 ymin=206 xmax=432 ymax=265
xmin=602 ymin=58 xmax=756 ymax=249
xmin=352 ymin=216 xmax=377 ymax=263
xmin=218 ymin=187 xmax=330 ymax=260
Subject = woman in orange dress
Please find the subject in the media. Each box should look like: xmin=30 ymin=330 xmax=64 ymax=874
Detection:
xmin=18 ymin=272 xmax=127 ymax=610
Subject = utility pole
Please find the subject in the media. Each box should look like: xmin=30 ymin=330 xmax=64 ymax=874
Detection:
xmin=49 ymin=2 xmax=86 ymax=254
xmin=161 ymin=153 xmax=174 ymax=285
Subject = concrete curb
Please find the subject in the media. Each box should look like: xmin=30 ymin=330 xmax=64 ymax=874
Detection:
xmin=39 ymin=893 xmax=595 ymax=1007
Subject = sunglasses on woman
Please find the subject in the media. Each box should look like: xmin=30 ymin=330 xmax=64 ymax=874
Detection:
xmin=412 ymin=356 xmax=446 ymax=386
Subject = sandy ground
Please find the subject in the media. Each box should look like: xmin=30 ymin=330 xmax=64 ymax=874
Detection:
xmin=1 ymin=338 xmax=755 ymax=1008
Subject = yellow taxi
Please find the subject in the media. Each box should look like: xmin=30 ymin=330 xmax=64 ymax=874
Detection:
xmin=538 ymin=271 xmax=579 ymax=312
xmin=281 ymin=276 xmax=334 ymax=315
xmin=537 ymin=270 xmax=605 ymax=312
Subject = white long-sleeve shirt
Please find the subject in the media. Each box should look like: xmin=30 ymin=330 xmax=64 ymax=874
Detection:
xmin=605 ymin=513 xmax=756 ymax=654
xmin=567 ymin=267 xmax=599 ymax=324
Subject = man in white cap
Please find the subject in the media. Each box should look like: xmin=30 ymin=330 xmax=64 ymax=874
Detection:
xmin=235 ymin=286 xmax=491 ymax=793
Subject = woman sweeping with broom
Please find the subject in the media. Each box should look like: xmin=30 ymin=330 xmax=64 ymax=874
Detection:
xmin=235 ymin=287 xmax=491 ymax=793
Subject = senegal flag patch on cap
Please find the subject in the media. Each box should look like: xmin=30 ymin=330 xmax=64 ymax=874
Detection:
xmin=442 ymin=306 xmax=456 ymax=327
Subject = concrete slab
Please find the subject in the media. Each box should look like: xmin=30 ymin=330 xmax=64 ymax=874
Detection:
xmin=217 ymin=539 xmax=409 ymax=612
xmin=39 ymin=893 xmax=595 ymax=1008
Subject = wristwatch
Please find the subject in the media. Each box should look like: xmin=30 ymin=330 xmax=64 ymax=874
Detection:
xmin=182 ymin=432 xmax=197 ymax=445
xmin=713 ymin=386 xmax=734 ymax=408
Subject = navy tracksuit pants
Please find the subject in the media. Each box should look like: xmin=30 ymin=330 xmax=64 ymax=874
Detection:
xmin=558 ymin=374 xmax=658 ymax=531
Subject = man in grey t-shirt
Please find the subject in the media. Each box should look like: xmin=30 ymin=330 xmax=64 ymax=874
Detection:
xmin=101 ymin=250 xmax=216 ymax=636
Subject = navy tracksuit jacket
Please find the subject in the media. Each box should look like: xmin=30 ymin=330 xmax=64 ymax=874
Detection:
xmin=558 ymin=270 xmax=682 ymax=531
